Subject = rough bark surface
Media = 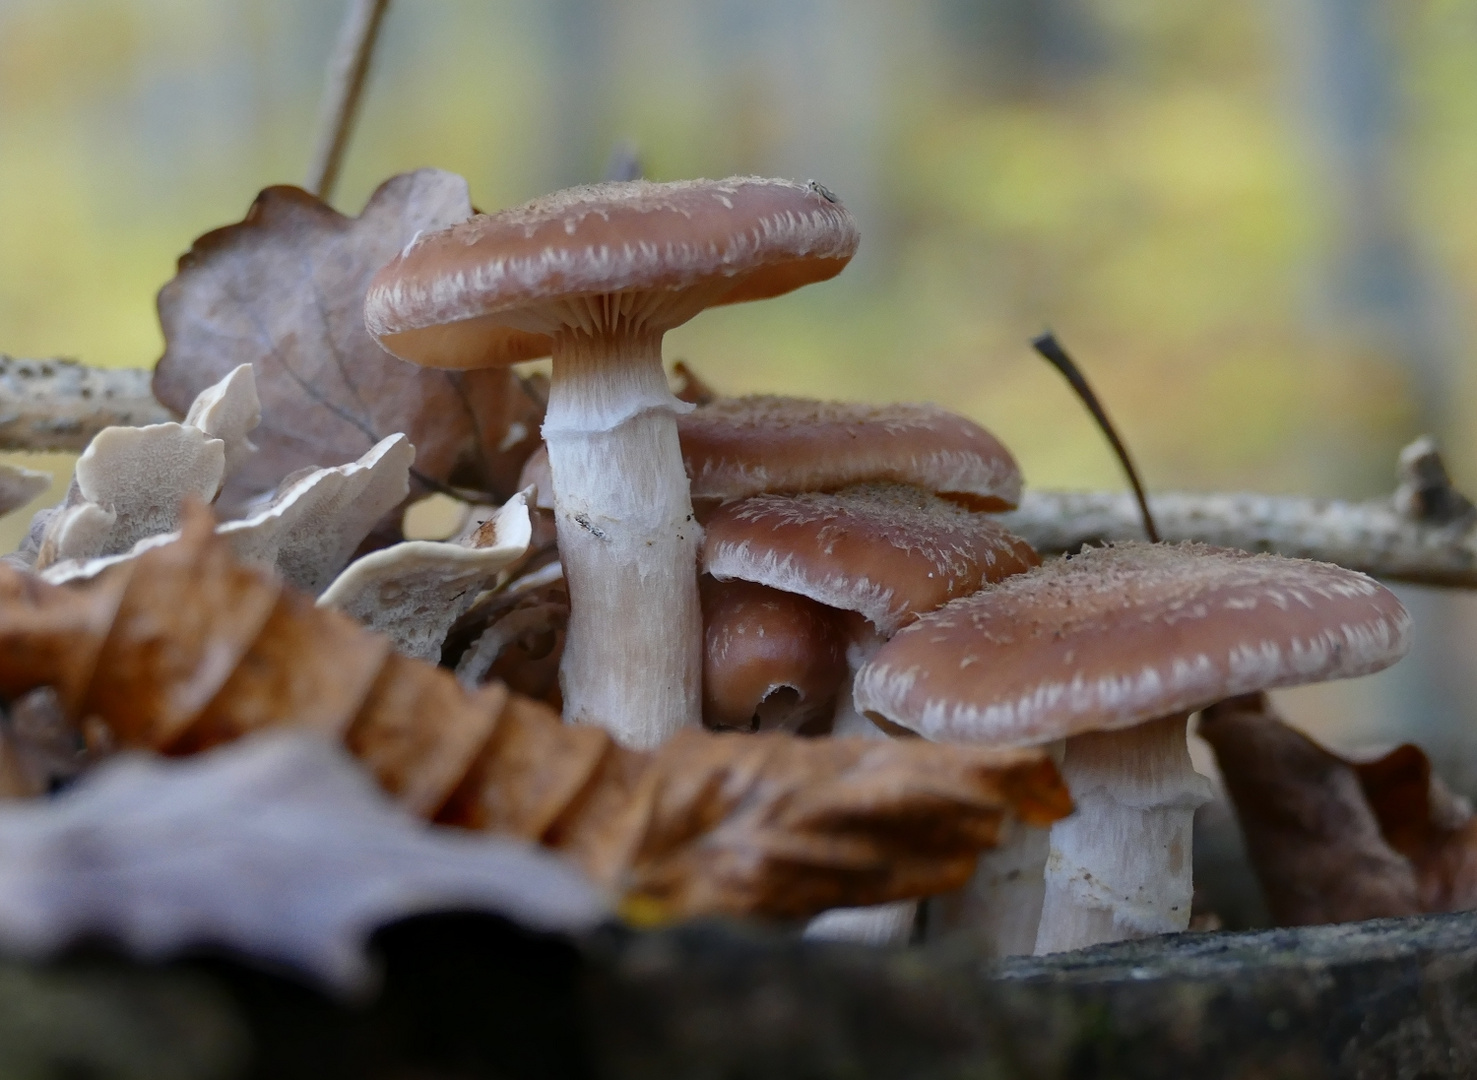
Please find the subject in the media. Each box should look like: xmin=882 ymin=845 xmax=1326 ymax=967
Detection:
xmin=3 ymin=909 xmax=1476 ymax=1078
xmin=1005 ymin=488 xmax=1477 ymax=586
xmin=0 ymin=358 xmax=171 ymax=452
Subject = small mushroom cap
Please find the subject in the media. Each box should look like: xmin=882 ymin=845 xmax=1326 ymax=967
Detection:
xmin=854 ymin=543 xmax=1413 ymax=748
xmin=702 ymin=484 xmax=1040 ymax=636
xmin=679 ymin=396 xmax=1023 ymax=510
xmin=365 ymin=177 xmax=859 ymax=370
xmin=701 ymin=577 xmax=848 ymax=733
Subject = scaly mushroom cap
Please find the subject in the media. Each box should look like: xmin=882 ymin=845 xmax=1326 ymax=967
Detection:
xmin=680 ymin=396 xmax=1023 ymax=510
xmin=702 ymin=483 xmax=1040 ymax=636
xmin=365 ymin=177 xmax=859 ymax=370
xmin=701 ymin=577 xmax=848 ymax=733
xmin=855 ymin=543 xmax=1412 ymax=747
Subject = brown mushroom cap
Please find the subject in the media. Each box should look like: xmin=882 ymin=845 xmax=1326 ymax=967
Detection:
xmin=701 ymin=577 xmax=848 ymax=733
xmin=365 ymin=177 xmax=859 ymax=371
xmin=855 ymin=543 xmax=1412 ymax=748
xmin=702 ymin=484 xmax=1040 ymax=636
xmin=679 ymin=396 xmax=1023 ymax=510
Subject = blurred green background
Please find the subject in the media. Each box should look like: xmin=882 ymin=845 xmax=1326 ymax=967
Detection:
xmin=2 ymin=0 xmax=1475 ymax=785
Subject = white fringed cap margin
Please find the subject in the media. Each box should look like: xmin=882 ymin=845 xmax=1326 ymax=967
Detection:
xmin=364 ymin=176 xmax=859 ymax=371
xmin=853 ymin=542 xmax=1412 ymax=747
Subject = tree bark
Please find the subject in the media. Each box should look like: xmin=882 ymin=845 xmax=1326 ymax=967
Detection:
xmin=1004 ymin=487 xmax=1477 ymax=587
xmin=0 ymin=357 xmax=171 ymax=452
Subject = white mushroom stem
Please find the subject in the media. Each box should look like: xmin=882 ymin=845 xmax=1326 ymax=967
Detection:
xmin=814 ymin=619 xmax=916 ymax=945
xmin=927 ymin=740 xmax=1064 ymax=956
xmin=543 ymin=327 xmax=701 ymax=749
xmin=929 ymin=822 xmax=1052 ymax=955
xmin=829 ymin=618 xmax=887 ymax=738
xmin=1034 ymin=714 xmax=1213 ymax=955
xmin=803 ymin=902 xmax=918 ymax=945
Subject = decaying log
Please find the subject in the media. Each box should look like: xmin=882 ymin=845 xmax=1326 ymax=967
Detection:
xmin=4 ymin=907 xmax=1476 ymax=1078
xmin=0 ymin=358 xmax=171 ymax=452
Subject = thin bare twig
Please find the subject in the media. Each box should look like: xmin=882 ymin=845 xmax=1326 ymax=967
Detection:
xmin=305 ymin=0 xmax=393 ymax=202
xmin=1031 ymin=331 xmax=1160 ymax=542
xmin=0 ymin=357 xmax=172 ymax=453
xmin=9 ymin=355 xmax=1474 ymax=590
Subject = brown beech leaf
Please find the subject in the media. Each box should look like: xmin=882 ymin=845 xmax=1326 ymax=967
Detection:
xmin=0 ymin=503 xmax=1070 ymax=922
xmin=153 ymin=170 xmax=544 ymax=513
xmin=1199 ymin=693 xmax=1477 ymax=925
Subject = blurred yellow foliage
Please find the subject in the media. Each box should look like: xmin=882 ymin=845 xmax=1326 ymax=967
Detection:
xmin=4 ymin=0 xmax=1476 ymax=760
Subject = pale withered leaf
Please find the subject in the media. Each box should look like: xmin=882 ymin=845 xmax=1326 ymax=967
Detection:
xmin=0 ymin=465 xmax=49 ymax=520
xmin=0 ymin=732 xmax=607 ymax=993
xmin=154 ymin=170 xmax=544 ymax=514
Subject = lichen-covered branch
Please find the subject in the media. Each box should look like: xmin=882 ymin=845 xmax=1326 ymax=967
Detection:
xmin=1002 ymin=436 xmax=1477 ymax=587
xmin=1005 ymin=488 xmax=1477 ymax=587
xmin=0 ymin=357 xmax=172 ymax=452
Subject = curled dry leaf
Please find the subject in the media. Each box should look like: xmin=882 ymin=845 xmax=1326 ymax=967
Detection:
xmin=1200 ymin=693 xmax=1477 ymax=926
xmin=36 ymin=425 xmax=223 ymax=568
xmin=30 ymin=364 xmax=260 ymax=571
xmin=671 ymin=360 xmax=719 ymax=406
xmin=40 ymin=433 xmax=413 ymax=596
xmin=452 ymin=568 xmax=568 ymax=707
xmin=319 ymin=489 xmax=534 ymax=660
xmin=217 ymin=433 xmax=412 ymax=594
xmin=153 ymin=170 xmax=544 ymax=513
xmin=0 ymin=731 xmax=607 ymax=993
xmin=0 ymin=503 xmax=1070 ymax=921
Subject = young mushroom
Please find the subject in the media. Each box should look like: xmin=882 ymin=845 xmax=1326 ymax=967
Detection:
xmin=366 ymin=178 xmax=858 ymax=748
xmin=700 ymin=577 xmax=848 ymax=733
xmin=702 ymin=483 xmax=1041 ymax=724
xmin=853 ymin=543 xmax=1412 ymax=954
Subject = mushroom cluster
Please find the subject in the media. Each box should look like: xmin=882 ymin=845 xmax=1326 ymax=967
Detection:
xmin=357 ymin=174 xmax=1413 ymax=954
xmin=0 ymin=171 xmax=1417 ymax=959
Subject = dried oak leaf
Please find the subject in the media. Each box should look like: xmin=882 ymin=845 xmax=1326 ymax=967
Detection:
xmin=0 ymin=730 xmax=606 ymax=993
xmin=1200 ymin=692 xmax=1477 ymax=925
xmin=0 ymin=504 xmax=1070 ymax=921
xmin=153 ymin=169 xmax=545 ymax=513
